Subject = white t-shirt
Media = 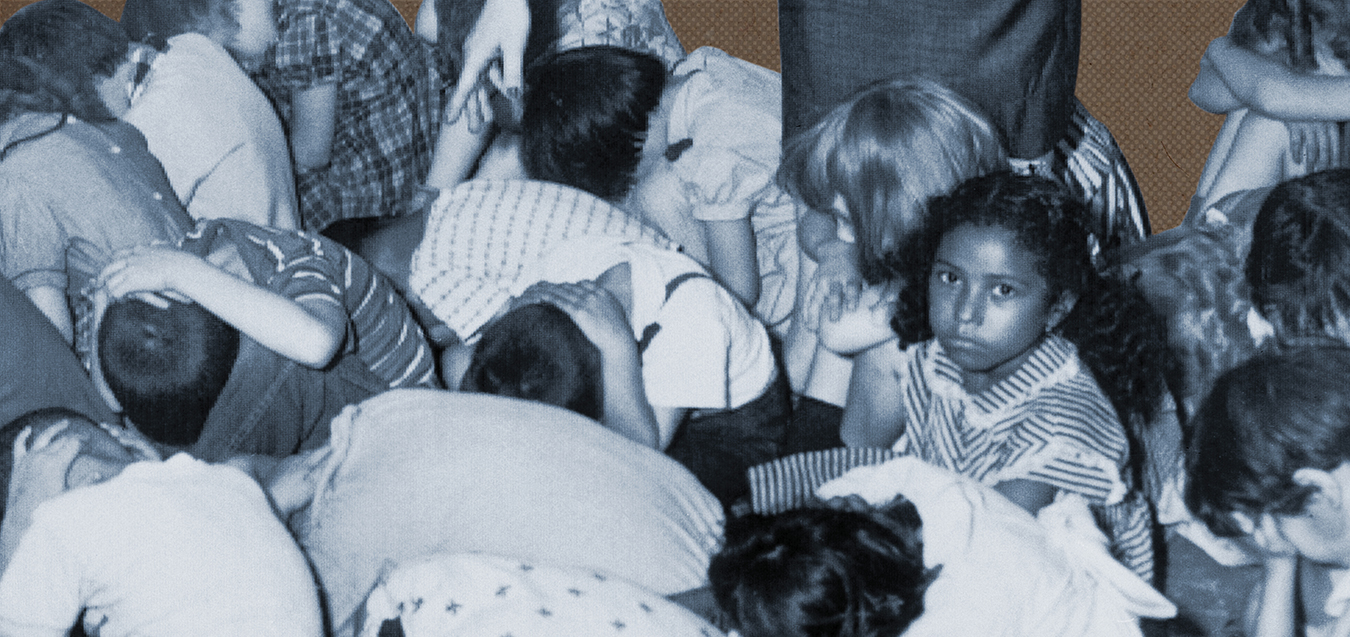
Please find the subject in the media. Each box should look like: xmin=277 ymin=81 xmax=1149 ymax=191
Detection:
xmin=515 ymin=236 xmax=776 ymax=432
xmin=0 ymin=454 xmax=322 ymax=637
xmin=124 ymin=33 xmax=299 ymax=229
xmin=298 ymin=389 xmax=726 ymax=634
xmin=817 ymin=457 xmax=1176 ymax=637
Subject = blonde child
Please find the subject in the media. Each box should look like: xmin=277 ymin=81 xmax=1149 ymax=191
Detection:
xmin=1189 ymin=0 xmax=1350 ymax=216
xmin=777 ymin=77 xmax=1006 ymax=422
xmin=842 ymin=172 xmax=1170 ymax=579
xmin=119 ymin=0 xmax=299 ymax=230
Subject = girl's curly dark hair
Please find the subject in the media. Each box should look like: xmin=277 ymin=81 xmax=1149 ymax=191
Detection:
xmin=0 ymin=0 xmax=130 ymax=156
xmin=709 ymin=500 xmax=936 ymax=637
xmin=890 ymin=171 xmax=1172 ymax=439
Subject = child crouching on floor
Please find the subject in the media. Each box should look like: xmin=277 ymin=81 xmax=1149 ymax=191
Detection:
xmin=1187 ymin=347 xmax=1350 ymax=637
xmin=712 ymin=456 xmax=1176 ymax=637
xmin=0 ymin=407 xmax=322 ymax=636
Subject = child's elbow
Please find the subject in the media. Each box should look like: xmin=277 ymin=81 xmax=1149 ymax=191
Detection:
xmin=294 ymin=328 xmax=343 ymax=369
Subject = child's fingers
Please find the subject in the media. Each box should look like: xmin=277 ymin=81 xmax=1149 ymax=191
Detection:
xmin=133 ymin=291 xmax=171 ymax=310
xmin=12 ymin=426 xmax=31 ymax=463
xmin=29 ymin=421 xmax=70 ymax=452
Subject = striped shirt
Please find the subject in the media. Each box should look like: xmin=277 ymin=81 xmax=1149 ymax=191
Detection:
xmin=893 ymin=335 xmax=1154 ymax=580
xmin=181 ymin=219 xmax=436 ymax=389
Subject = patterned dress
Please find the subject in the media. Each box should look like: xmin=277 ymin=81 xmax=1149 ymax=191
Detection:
xmin=253 ymin=0 xmax=441 ymax=231
xmin=892 ymin=335 xmax=1155 ymax=580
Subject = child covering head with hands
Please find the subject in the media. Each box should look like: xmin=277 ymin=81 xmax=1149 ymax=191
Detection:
xmin=0 ymin=407 xmax=323 ymax=636
xmin=1187 ymin=347 xmax=1350 ymax=637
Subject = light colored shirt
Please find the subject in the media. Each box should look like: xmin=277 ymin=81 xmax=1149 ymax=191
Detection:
xmin=124 ymin=33 xmax=299 ymax=230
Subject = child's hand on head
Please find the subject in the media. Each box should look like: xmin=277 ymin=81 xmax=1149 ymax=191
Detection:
xmin=516 ymin=281 xmax=634 ymax=355
xmin=98 ymin=244 xmax=205 ymax=308
xmin=6 ymin=424 xmax=81 ymax=524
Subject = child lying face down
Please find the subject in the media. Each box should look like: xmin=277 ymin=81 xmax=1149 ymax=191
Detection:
xmin=0 ymin=407 xmax=322 ymax=636
xmin=713 ymin=457 xmax=1176 ymax=637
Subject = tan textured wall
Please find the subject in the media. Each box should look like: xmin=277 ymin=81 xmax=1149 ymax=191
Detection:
xmin=0 ymin=0 xmax=1242 ymax=231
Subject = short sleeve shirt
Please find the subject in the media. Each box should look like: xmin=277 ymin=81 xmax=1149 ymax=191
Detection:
xmin=253 ymin=0 xmax=442 ymax=230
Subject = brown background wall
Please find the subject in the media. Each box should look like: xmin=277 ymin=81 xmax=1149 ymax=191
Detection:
xmin=0 ymin=0 xmax=1245 ymax=231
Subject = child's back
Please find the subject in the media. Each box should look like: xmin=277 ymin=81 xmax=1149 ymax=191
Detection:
xmin=123 ymin=33 xmax=299 ymax=229
xmin=0 ymin=411 xmax=322 ymax=636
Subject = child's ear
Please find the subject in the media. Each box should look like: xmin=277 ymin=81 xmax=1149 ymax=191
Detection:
xmin=1046 ymin=291 xmax=1078 ymax=332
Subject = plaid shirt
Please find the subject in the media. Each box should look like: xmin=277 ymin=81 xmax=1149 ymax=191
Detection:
xmin=254 ymin=0 xmax=442 ymax=231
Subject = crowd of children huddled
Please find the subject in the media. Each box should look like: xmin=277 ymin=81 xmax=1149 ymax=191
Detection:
xmin=6 ymin=0 xmax=1350 ymax=633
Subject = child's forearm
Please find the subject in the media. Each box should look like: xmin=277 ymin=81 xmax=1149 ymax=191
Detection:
xmin=839 ymin=344 xmax=907 ymax=448
xmin=291 ymin=83 xmax=338 ymax=171
xmin=424 ymin=105 xmax=493 ymax=189
xmin=598 ymin=345 xmax=661 ymax=449
xmin=176 ymin=268 xmax=343 ymax=367
xmin=702 ymin=218 xmax=760 ymax=307
xmin=1246 ymin=556 xmax=1299 ymax=637
xmin=1191 ymin=55 xmax=1243 ymax=114
xmin=1208 ymin=37 xmax=1350 ymax=121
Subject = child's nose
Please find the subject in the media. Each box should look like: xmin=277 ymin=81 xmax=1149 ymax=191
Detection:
xmin=956 ymin=288 xmax=984 ymax=324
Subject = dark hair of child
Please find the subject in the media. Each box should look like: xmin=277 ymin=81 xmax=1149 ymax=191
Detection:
xmin=0 ymin=407 xmax=97 ymax=523
xmin=1185 ymin=346 xmax=1350 ymax=537
xmin=891 ymin=171 xmax=1171 ymax=438
xmin=97 ymin=298 xmax=240 ymax=448
xmin=1246 ymin=168 xmax=1350 ymax=342
xmin=119 ymin=0 xmax=238 ymax=50
xmin=462 ymin=302 xmax=604 ymax=421
xmin=709 ymin=500 xmax=937 ymax=637
xmin=0 ymin=0 xmax=131 ymax=154
xmin=1230 ymin=0 xmax=1350 ymax=73
xmin=519 ymin=45 xmax=666 ymax=202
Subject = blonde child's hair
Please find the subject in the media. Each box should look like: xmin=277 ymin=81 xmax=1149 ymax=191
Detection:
xmin=778 ymin=77 xmax=1007 ymax=283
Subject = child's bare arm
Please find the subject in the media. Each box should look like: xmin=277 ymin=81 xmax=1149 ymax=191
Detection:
xmin=446 ymin=0 xmax=529 ymax=125
xmin=840 ymin=343 xmax=908 ymax=448
xmin=424 ymin=103 xmax=494 ymax=189
xmin=1205 ymin=36 xmax=1350 ymax=121
xmin=98 ymin=245 xmax=344 ymax=368
xmin=701 ymin=218 xmax=760 ymax=307
xmin=1190 ymin=53 xmax=1244 ymax=114
xmin=291 ymin=83 xmax=339 ymax=172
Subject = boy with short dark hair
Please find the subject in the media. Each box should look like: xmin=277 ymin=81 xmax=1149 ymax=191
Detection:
xmin=1187 ymin=347 xmax=1350 ymax=637
xmin=0 ymin=407 xmax=323 ymax=636
xmin=95 ymin=218 xmax=437 ymax=459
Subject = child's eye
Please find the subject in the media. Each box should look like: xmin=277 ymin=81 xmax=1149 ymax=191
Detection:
xmin=933 ymin=270 xmax=958 ymax=285
xmin=991 ymin=284 xmax=1017 ymax=297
